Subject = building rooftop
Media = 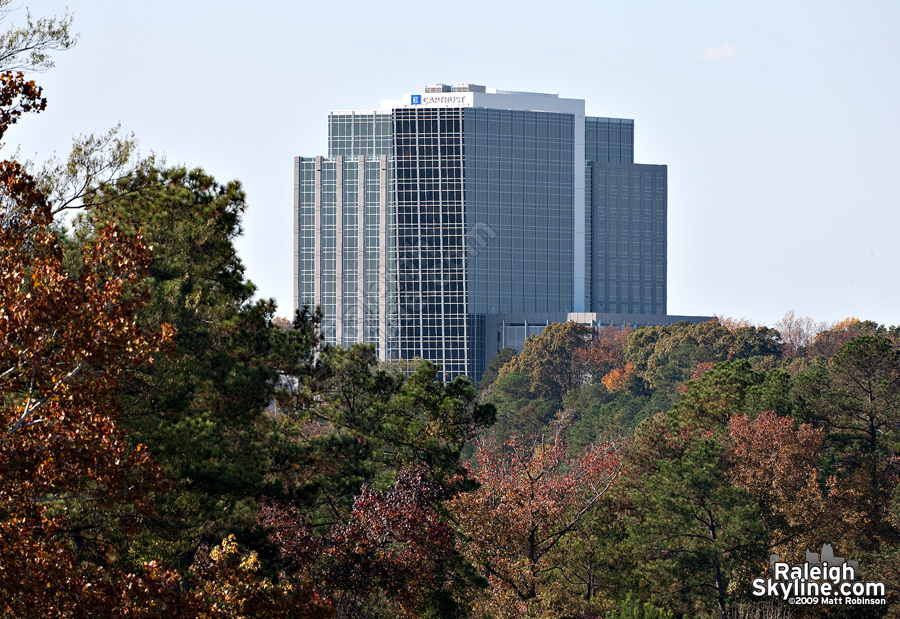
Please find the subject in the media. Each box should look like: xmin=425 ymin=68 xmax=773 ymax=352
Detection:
xmin=376 ymin=84 xmax=581 ymax=114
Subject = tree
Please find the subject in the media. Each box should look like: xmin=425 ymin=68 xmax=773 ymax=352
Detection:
xmin=262 ymin=470 xmax=458 ymax=619
xmin=728 ymin=411 xmax=827 ymax=562
xmin=795 ymin=334 xmax=900 ymax=551
xmin=274 ymin=344 xmax=495 ymax=500
xmin=500 ymin=321 xmax=601 ymax=400
xmin=451 ymin=426 xmax=621 ymax=618
xmin=725 ymin=325 xmax=783 ymax=361
xmin=0 ymin=29 xmax=180 ymax=614
xmin=70 ymin=165 xmax=291 ymax=567
xmin=620 ymin=415 xmax=766 ymax=619
xmin=262 ymin=345 xmax=495 ymax=618
xmin=486 ymin=368 xmax=562 ymax=440
xmin=625 ymin=321 xmax=731 ymax=391
xmin=774 ymin=310 xmax=828 ymax=357
xmin=0 ymin=180 xmax=168 ymax=615
xmin=0 ymin=1 xmax=75 ymax=74
xmin=614 ymin=362 xmax=796 ymax=617
xmin=806 ymin=317 xmax=885 ymax=359
xmin=622 ymin=321 xmax=785 ymax=397
xmin=567 ymin=384 xmax=655 ymax=449
xmin=604 ymin=594 xmax=674 ymax=619
xmin=670 ymin=360 xmax=793 ymax=432
xmin=574 ymin=324 xmax=630 ymax=384
xmin=477 ymin=346 xmax=517 ymax=392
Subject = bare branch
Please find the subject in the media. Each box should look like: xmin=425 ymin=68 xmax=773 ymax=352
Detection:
xmin=0 ymin=360 xmax=22 ymax=383
xmin=3 ymin=361 xmax=83 ymax=441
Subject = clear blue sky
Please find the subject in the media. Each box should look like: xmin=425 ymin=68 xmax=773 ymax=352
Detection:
xmin=10 ymin=0 xmax=900 ymax=328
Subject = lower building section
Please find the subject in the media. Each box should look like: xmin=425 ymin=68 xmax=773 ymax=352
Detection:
xmin=483 ymin=312 xmax=712 ymax=368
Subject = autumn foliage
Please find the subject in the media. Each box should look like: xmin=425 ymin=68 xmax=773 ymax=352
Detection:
xmin=7 ymin=8 xmax=900 ymax=617
xmin=451 ymin=428 xmax=621 ymax=617
xmin=0 ymin=70 xmax=176 ymax=614
xmin=727 ymin=411 xmax=827 ymax=561
xmin=499 ymin=322 xmax=629 ymax=400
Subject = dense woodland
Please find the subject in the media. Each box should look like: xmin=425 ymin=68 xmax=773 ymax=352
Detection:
xmin=2 ymin=7 xmax=900 ymax=619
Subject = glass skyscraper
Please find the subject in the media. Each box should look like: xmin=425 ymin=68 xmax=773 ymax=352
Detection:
xmin=294 ymin=84 xmax=674 ymax=380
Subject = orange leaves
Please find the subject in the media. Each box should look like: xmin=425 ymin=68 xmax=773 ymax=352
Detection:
xmin=573 ymin=324 xmax=629 ymax=380
xmin=728 ymin=412 xmax=827 ymax=557
xmin=501 ymin=322 xmax=629 ymax=400
xmin=600 ymin=360 xmax=635 ymax=392
xmin=451 ymin=429 xmax=621 ymax=615
xmin=0 ymin=68 xmax=172 ymax=615
xmin=728 ymin=411 xmax=823 ymax=494
xmin=0 ymin=71 xmax=46 ymax=141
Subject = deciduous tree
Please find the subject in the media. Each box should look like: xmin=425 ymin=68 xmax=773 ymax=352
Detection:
xmin=451 ymin=427 xmax=621 ymax=618
xmin=620 ymin=416 xmax=765 ymax=619
xmin=0 ymin=34 xmax=176 ymax=614
xmin=262 ymin=346 xmax=494 ymax=618
xmin=728 ymin=411 xmax=827 ymax=561
xmin=774 ymin=310 xmax=828 ymax=358
xmin=499 ymin=322 xmax=600 ymax=400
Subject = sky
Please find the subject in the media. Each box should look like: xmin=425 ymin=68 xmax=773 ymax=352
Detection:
xmin=8 ymin=0 xmax=900 ymax=329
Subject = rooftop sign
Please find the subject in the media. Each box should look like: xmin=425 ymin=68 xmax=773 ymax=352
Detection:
xmin=400 ymin=92 xmax=475 ymax=108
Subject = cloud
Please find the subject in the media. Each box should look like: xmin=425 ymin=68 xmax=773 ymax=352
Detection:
xmin=699 ymin=44 xmax=737 ymax=62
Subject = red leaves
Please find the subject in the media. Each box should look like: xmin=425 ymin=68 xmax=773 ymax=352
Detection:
xmin=330 ymin=472 xmax=452 ymax=610
xmin=728 ymin=411 xmax=824 ymax=497
xmin=259 ymin=471 xmax=454 ymax=618
xmin=728 ymin=412 xmax=827 ymax=558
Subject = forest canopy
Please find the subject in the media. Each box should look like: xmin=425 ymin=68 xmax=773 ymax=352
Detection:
xmin=2 ymin=5 xmax=899 ymax=618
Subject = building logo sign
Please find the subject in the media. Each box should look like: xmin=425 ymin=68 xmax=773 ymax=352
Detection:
xmin=422 ymin=95 xmax=468 ymax=105
xmin=404 ymin=93 xmax=472 ymax=108
xmin=752 ymin=545 xmax=885 ymax=607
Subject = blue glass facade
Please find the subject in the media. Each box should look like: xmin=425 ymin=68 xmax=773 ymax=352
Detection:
xmin=295 ymin=86 xmax=668 ymax=380
xmin=393 ymin=107 xmax=469 ymax=378
xmin=584 ymin=117 xmax=635 ymax=164
xmin=588 ymin=163 xmax=667 ymax=315
xmin=294 ymin=148 xmax=398 ymax=357
xmin=463 ymin=108 xmax=575 ymax=317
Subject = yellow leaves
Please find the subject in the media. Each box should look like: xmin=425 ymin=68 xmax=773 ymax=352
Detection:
xmin=209 ymin=534 xmax=238 ymax=564
xmin=831 ymin=316 xmax=861 ymax=332
xmin=159 ymin=321 xmax=176 ymax=340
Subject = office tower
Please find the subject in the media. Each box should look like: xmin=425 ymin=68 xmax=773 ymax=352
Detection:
xmin=295 ymin=84 xmax=684 ymax=381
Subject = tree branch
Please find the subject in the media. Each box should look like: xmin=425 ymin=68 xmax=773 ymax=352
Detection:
xmin=3 ymin=360 xmax=83 ymax=440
